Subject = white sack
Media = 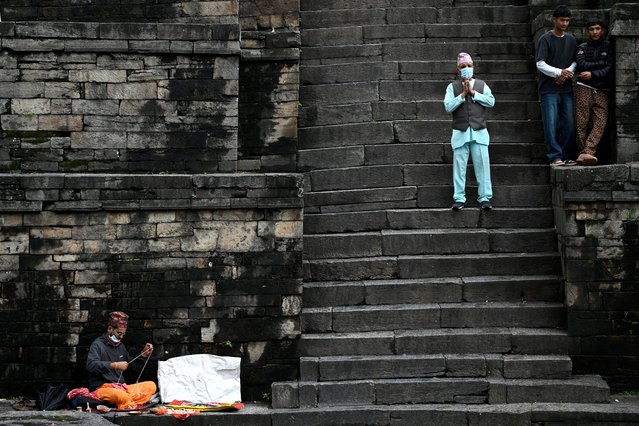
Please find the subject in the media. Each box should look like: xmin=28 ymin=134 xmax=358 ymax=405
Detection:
xmin=158 ymin=354 xmax=241 ymax=403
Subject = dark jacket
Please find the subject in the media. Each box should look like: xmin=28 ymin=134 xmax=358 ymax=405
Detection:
xmin=576 ymin=37 xmax=613 ymax=90
xmin=86 ymin=334 xmax=140 ymax=390
xmin=451 ymin=79 xmax=487 ymax=131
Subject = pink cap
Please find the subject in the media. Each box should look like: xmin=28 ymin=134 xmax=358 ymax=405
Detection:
xmin=457 ymin=52 xmax=473 ymax=66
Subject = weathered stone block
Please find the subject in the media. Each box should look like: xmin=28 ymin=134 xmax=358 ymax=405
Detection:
xmin=107 ymin=82 xmax=157 ymax=100
xmin=15 ymin=22 xmax=98 ymax=39
xmin=98 ymin=23 xmax=158 ymax=40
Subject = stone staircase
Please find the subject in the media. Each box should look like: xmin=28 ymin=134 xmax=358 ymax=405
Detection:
xmin=272 ymin=0 xmax=615 ymax=422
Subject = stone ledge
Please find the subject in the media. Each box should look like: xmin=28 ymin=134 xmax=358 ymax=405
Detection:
xmin=610 ymin=3 xmax=639 ymax=37
xmin=0 ymin=173 xmax=303 ymax=212
xmin=0 ymin=22 xmax=241 ymax=55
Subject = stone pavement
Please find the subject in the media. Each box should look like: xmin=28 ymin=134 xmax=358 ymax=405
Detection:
xmin=3 ymin=396 xmax=639 ymax=425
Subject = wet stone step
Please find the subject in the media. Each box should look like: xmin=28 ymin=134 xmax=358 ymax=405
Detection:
xmin=303 ymin=184 xmax=552 ymax=212
xmin=302 ymin=275 xmax=561 ymax=307
xmin=300 ymin=61 xmax=535 ymax=84
xmin=298 ymin=143 xmax=547 ymax=170
xmin=307 ymin=164 xmax=550 ymax=192
xmin=300 ymin=354 xmax=573 ymax=381
xmin=303 ymin=228 xmax=556 ymax=259
xmin=305 ymin=252 xmax=560 ymax=281
xmin=301 ymin=302 xmax=565 ymax=332
xmin=273 ymin=375 xmax=607 ymax=408
xmin=303 ymin=207 xmax=554 ymax=234
xmin=298 ymin=120 xmax=543 ymax=150
xmin=298 ymin=328 xmax=580 ymax=357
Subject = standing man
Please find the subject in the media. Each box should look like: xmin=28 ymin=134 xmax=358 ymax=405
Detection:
xmin=536 ymin=4 xmax=578 ymax=166
xmin=444 ymin=52 xmax=495 ymax=211
xmin=574 ymin=20 xmax=613 ymax=166
xmin=86 ymin=311 xmax=156 ymax=409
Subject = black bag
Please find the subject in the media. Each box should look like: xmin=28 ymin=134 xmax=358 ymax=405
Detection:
xmin=36 ymin=383 xmax=68 ymax=411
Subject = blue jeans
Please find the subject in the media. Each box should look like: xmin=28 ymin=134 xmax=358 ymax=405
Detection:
xmin=453 ymin=142 xmax=492 ymax=203
xmin=540 ymin=92 xmax=575 ymax=162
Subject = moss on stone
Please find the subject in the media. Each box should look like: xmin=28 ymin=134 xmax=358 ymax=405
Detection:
xmin=59 ymin=160 xmax=89 ymax=170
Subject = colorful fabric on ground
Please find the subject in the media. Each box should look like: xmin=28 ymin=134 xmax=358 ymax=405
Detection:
xmin=67 ymin=387 xmax=101 ymax=401
xmin=94 ymin=381 xmax=156 ymax=410
xmin=165 ymin=400 xmax=244 ymax=412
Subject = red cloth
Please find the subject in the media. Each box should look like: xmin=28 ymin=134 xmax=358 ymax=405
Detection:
xmin=67 ymin=387 xmax=100 ymax=401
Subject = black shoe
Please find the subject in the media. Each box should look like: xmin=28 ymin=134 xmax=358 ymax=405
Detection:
xmin=452 ymin=202 xmax=465 ymax=210
xmin=481 ymin=201 xmax=492 ymax=211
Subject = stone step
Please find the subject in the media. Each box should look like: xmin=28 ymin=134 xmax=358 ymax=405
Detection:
xmin=298 ymin=143 xmax=547 ymax=171
xmin=301 ymin=41 xmax=534 ymax=63
xmin=304 ymin=207 xmax=554 ymax=232
xmin=274 ymin=375 xmax=609 ymax=408
xmin=300 ymin=354 xmax=573 ymax=381
xmin=303 ymin=275 xmax=561 ymax=307
xmin=298 ymin=120 xmax=543 ymax=150
xmin=302 ymin=302 xmax=565 ymax=332
xmin=300 ymin=80 xmax=537 ymax=104
xmin=304 ymin=185 xmax=551 ymax=212
xmin=298 ymin=328 xmax=580 ymax=357
xmin=399 ymin=60 xmax=537 ymax=79
xmin=153 ymin=400 xmax=639 ymax=425
xmin=300 ymin=7 xmax=530 ymax=29
xmin=304 ymin=228 xmax=556 ymax=259
xmin=304 ymin=252 xmax=560 ymax=281
xmin=300 ymin=101 xmax=540 ymax=126
xmin=302 ymin=23 xmax=531 ymax=47
xmin=300 ymin=61 xmax=536 ymax=84
xmin=306 ymin=164 xmax=549 ymax=192
xmin=301 ymin=0 xmax=531 ymax=11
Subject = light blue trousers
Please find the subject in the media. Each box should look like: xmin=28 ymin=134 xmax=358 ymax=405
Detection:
xmin=453 ymin=142 xmax=493 ymax=203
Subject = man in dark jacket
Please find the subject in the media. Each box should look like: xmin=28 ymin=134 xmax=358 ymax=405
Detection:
xmin=86 ymin=311 xmax=156 ymax=409
xmin=574 ymin=20 xmax=613 ymax=165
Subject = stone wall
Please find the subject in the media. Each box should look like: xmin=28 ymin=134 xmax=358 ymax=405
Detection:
xmin=0 ymin=21 xmax=240 ymax=173
xmin=552 ymin=165 xmax=639 ymax=390
xmin=610 ymin=3 xmax=639 ymax=163
xmin=0 ymin=0 xmax=302 ymax=401
xmin=0 ymin=1 xmax=239 ymax=23
xmin=238 ymin=0 xmax=300 ymax=171
xmin=0 ymin=173 xmax=303 ymax=399
xmin=0 ymin=0 xmax=301 ymax=173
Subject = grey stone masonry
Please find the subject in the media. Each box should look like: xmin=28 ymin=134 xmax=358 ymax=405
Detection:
xmin=0 ymin=21 xmax=241 ymax=173
xmin=552 ymin=164 xmax=639 ymax=391
xmin=610 ymin=3 xmax=639 ymax=163
xmin=0 ymin=173 xmax=303 ymax=401
xmin=0 ymin=1 xmax=240 ymax=24
xmin=238 ymin=1 xmax=301 ymax=172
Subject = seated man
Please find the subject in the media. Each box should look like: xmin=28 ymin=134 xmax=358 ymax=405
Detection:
xmin=86 ymin=311 xmax=156 ymax=409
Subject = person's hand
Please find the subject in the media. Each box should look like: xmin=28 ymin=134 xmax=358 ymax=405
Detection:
xmin=111 ymin=361 xmax=128 ymax=371
xmin=461 ymin=78 xmax=469 ymax=98
xmin=142 ymin=343 xmax=154 ymax=357
xmin=560 ymin=68 xmax=574 ymax=79
xmin=579 ymin=71 xmax=592 ymax=80
xmin=556 ymin=68 xmax=573 ymax=84
xmin=466 ymin=79 xmax=475 ymax=97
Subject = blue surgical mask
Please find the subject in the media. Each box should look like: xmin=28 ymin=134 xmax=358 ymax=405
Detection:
xmin=109 ymin=334 xmax=121 ymax=344
xmin=460 ymin=67 xmax=474 ymax=79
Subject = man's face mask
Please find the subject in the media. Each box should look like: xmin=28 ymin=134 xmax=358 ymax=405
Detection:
xmin=109 ymin=334 xmax=121 ymax=344
xmin=460 ymin=66 xmax=474 ymax=80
